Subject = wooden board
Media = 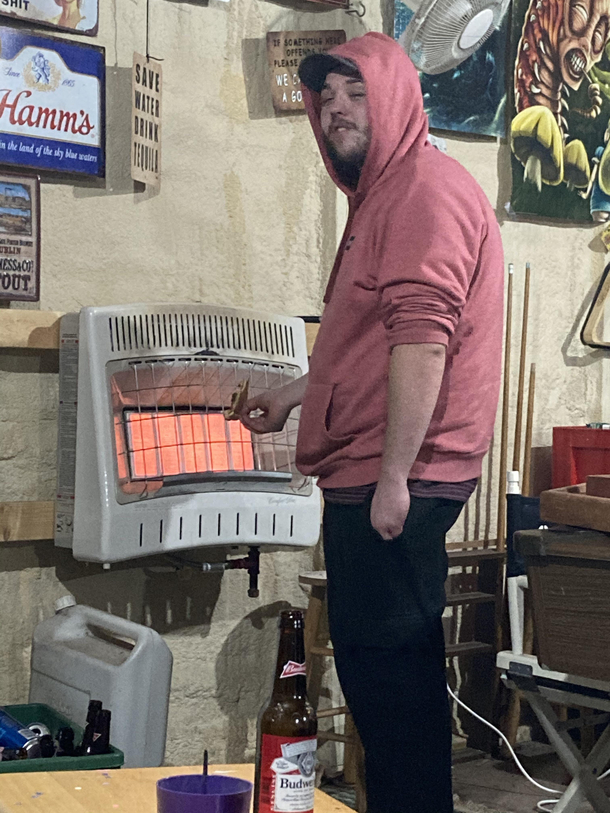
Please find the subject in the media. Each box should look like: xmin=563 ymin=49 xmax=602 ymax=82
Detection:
xmin=0 ymin=501 xmax=54 ymax=542
xmin=586 ymin=474 xmax=610 ymax=498
xmin=517 ymin=527 xmax=610 ymax=562
xmin=0 ymin=310 xmax=62 ymax=350
xmin=527 ymin=555 xmax=610 ymax=680
xmin=0 ymin=312 xmax=321 ymax=356
xmin=0 ymin=764 xmax=352 ymax=812
xmin=304 ymin=322 xmax=319 ymax=356
xmin=540 ymin=482 xmax=610 ymax=534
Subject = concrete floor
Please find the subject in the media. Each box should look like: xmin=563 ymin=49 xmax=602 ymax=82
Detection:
xmin=451 ymin=742 xmax=610 ymax=813
xmin=322 ymin=744 xmax=610 ymax=812
xmin=452 ymin=746 xmax=568 ymax=813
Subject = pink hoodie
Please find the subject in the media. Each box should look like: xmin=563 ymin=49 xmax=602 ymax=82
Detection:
xmin=295 ymin=33 xmax=504 ymax=488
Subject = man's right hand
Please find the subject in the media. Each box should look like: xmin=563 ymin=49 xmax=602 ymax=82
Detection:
xmin=239 ymin=374 xmax=309 ymax=435
xmin=238 ymin=389 xmax=293 ymax=435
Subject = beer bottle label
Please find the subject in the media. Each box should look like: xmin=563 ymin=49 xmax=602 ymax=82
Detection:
xmin=258 ymin=734 xmax=317 ymax=813
xmin=279 ymin=661 xmax=306 ymax=679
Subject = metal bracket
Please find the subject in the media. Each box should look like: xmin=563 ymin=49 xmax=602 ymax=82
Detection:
xmin=165 ymin=545 xmax=261 ymax=598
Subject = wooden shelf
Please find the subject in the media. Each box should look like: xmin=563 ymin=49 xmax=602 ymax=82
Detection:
xmin=310 ymin=645 xmax=335 ymax=657
xmin=446 ymin=591 xmax=496 ymax=607
xmin=0 ymin=501 xmax=55 ymax=542
xmin=448 ymin=548 xmax=505 ymax=566
xmin=304 ymin=323 xmax=319 ymax=356
xmin=318 ymin=731 xmax=354 ymax=744
xmin=0 ymin=310 xmax=320 ymax=355
xmin=446 ymin=641 xmax=494 ymax=657
xmin=317 ymin=706 xmax=350 ymax=719
xmin=0 ymin=310 xmax=63 ymax=351
xmin=446 ymin=538 xmax=498 ymax=551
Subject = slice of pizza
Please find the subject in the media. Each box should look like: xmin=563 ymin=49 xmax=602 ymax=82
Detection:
xmin=224 ymin=380 xmax=250 ymax=421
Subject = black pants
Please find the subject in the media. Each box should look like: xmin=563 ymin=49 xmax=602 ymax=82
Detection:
xmin=322 ymin=496 xmax=464 ymax=813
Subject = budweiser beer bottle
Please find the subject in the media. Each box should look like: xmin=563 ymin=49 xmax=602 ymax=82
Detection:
xmin=254 ymin=609 xmax=317 ymax=813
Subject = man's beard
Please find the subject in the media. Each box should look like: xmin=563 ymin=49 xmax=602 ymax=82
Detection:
xmin=324 ymin=136 xmax=367 ymax=190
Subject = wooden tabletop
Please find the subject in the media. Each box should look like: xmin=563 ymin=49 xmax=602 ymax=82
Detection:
xmin=0 ymin=764 xmax=352 ymax=812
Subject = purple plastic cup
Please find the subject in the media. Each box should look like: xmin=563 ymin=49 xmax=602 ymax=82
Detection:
xmin=157 ymin=774 xmax=253 ymax=813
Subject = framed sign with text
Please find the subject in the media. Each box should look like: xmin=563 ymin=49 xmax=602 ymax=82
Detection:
xmin=0 ymin=172 xmax=40 ymax=302
xmin=132 ymin=53 xmax=162 ymax=187
xmin=266 ymin=31 xmax=347 ymax=113
xmin=0 ymin=27 xmax=105 ymax=177
xmin=0 ymin=0 xmax=99 ymax=36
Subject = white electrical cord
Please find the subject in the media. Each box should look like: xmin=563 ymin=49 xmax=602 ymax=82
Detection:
xmin=448 ymin=685 xmax=610 ymax=812
xmin=447 ymin=685 xmax=561 ymax=796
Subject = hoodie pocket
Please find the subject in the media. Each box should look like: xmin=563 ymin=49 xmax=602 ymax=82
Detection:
xmin=297 ymin=383 xmax=356 ymax=466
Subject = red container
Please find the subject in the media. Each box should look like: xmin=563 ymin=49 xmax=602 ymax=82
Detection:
xmin=552 ymin=426 xmax=610 ymax=488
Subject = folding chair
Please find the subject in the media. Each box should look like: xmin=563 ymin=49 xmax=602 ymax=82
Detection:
xmin=497 ymin=651 xmax=610 ymax=813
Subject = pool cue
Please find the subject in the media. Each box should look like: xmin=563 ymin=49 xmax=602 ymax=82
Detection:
xmin=496 ymin=263 xmax=530 ymax=751
xmin=503 ymin=358 xmax=536 ymax=753
xmin=512 ymin=262 xmax=531 ymax=474
xmin=522 ymin=364 xmax=536 ymax=498
xmin=492 ymin=264 xmax=514 ymax=717
xmin=496 ymin=264 xmax=514 ymax=551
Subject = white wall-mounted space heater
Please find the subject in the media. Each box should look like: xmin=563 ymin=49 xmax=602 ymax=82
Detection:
xmin=55 ymin=304 xmax=320 ymax=566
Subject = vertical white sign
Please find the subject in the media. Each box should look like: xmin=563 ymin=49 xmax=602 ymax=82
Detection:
xmin=132 ymin=53 xmax=162 ymax=188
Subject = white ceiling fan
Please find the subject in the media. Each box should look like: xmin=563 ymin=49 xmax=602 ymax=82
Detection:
xmin=398 ymin=0 xmax=510 ymax=75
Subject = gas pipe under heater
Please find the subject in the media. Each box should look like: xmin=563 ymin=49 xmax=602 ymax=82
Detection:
xmin=55 ymin=304 xmax=321 ymax=595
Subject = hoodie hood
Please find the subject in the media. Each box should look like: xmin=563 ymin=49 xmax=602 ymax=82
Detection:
xmin=302 ymin=32 xmax=429 ymax=200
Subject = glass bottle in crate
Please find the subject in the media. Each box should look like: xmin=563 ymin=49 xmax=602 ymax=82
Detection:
xmin=254 ymin=609 xmax=317 ymax=813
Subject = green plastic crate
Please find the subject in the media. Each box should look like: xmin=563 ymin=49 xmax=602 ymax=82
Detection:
xmin=0 ymin=703 xmax=123 ymax=773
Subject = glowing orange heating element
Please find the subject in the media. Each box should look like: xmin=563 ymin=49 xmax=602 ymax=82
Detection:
xmin=114 ymin=416 xmax=129 ymax=481
xmin=124 ymin=411 xmax=255 ymax=479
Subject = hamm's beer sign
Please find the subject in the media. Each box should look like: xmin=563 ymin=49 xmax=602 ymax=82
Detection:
xmin=0 ymin=28 xmax=105 ymax=177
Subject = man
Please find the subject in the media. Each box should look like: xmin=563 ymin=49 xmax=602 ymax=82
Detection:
xmin=240 ymin=32 xmax=504 ymax=813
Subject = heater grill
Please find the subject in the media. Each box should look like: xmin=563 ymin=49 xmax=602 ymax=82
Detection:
xmin=108 ymin=312 xmax=296 ymax=358
xmin=109 ymin=355 xmax=301 ymax=498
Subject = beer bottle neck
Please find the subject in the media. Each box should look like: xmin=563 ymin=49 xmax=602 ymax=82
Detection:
xmin=272 ymin=625 xmax=307 ymax=699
